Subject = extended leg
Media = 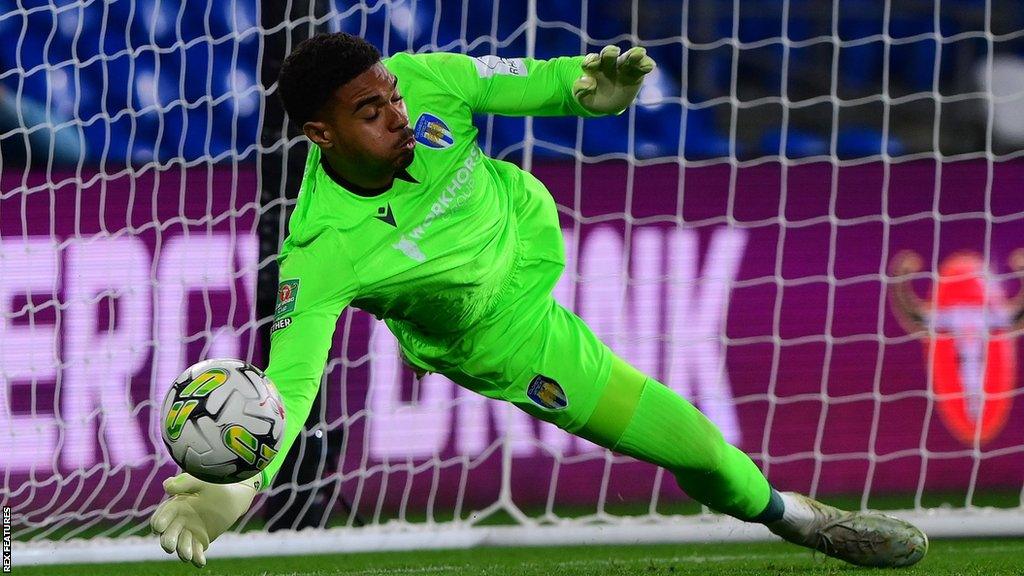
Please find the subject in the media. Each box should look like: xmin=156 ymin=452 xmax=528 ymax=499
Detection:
xmin=574 ymin=356 xmax=774 ymax=520
xmin=575 ymin=355 xmax=927 ymax=568
xmin=475 ymin=301 xmax=927 ymax=568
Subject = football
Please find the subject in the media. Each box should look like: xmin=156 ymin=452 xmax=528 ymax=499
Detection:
xmin=161 ymin=358 xmax=286 ymax=484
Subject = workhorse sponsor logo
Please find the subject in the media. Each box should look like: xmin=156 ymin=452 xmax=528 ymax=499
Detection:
xmin=392 ymin=147 xmax=481 ymax=262
xmin=890 ymin=250 xmax=1024 ymax=446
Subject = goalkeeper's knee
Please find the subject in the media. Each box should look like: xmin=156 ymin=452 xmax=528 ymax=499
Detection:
xmin=607 ymin=376 xmax=728 ymax=474
xmin=586 ymin=370 xmax=770 ymax=520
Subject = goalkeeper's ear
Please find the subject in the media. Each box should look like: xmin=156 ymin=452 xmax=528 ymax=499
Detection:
xmin=302 ymin=120 xmax=335 ymax=150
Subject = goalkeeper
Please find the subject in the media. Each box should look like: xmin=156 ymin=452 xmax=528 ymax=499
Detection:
xmin=151 ymin=32 xmax=927 ymax=569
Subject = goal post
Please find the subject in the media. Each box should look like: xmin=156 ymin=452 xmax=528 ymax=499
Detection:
xmin=4 ymin=0 xmax=1024 ymax=567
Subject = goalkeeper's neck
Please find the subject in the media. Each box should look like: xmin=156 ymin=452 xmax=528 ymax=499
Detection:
xmin=320 ymin=152 xmax=417 ymax=197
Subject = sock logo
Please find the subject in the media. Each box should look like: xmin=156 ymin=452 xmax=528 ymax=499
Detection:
xmin=527 ymin=375 xmax=568 ymax=410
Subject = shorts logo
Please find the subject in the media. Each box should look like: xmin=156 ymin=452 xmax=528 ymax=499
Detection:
xmin=527 ymin=375 xmax=568 ymax=411
xmin=414 ymin=113 xmax=454 ymax=149
xmin=275 ymin=279 xmax=299 ymax=318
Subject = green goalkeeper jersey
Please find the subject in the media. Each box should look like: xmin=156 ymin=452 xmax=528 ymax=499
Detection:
xmin=261 ymin=51 xmax=595 ymax=487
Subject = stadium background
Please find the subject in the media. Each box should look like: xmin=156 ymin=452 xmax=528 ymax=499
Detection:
xmin=3 ymin=0 xmax=1024 ymax=551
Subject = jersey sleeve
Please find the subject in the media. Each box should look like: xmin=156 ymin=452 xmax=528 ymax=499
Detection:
xmin=407 ymin=52 xmax=599 ymax=118
xmin=259 ymin=230 xmax=357 ymax=489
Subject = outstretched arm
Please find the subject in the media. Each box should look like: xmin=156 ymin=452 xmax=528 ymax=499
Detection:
xmin=258 ymin=233 xmax=356 ymax=488
xmin=151 ymin=230 xmax=355 ymax=567
xmin=409 ymin=45 xmax=654 ymax=117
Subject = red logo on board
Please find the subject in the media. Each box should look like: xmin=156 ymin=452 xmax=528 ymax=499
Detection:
xmin=890 ymin=250 xmax=1024 ymax=446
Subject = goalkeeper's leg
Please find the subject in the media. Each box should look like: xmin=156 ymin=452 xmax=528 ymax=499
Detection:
xmin=578 ymin=356 xmax=773 ymax=521
xmin=488 ymin=302 xmax=927 ymax=568
xmin=578 ymin=359 xmax=928 ymax=567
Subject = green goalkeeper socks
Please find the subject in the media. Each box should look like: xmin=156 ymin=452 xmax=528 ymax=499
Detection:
xmin=579 ymin=360 xmax=774 ymax=521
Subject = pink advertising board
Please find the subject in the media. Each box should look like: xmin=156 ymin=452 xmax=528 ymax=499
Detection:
xmin=3 ymin=159 xmax=1023 ymax=523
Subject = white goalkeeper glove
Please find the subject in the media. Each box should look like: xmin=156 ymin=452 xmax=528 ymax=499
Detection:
xmin=573 ymin=45 xmax=656 ymax=115
xmin=150 ymin=473 xmax=259 ymax=568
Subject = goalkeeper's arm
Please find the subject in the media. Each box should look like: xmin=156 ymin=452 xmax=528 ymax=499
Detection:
xmin=402 ymin=45 xmax=654 ymax=118
xmin=150 ymin=230 xmax=355 ymax=567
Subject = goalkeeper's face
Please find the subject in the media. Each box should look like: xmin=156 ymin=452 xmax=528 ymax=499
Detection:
xmin=313 ymin=63 xmax=415 ymax=176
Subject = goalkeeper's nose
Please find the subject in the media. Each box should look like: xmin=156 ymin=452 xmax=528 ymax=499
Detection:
xmin=386 ymin=101 xmax=409 ymax=131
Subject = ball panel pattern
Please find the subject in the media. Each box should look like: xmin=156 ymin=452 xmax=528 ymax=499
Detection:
xmin=160 ymin=358 xmax=285 ymax=484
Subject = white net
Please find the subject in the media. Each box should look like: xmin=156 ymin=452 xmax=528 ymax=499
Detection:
xmin=4 ymin=0 xmax=1024 ymax=566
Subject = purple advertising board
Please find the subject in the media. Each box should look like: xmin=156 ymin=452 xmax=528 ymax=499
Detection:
xmin=2 ymin=159 xmax=1024 ymax=529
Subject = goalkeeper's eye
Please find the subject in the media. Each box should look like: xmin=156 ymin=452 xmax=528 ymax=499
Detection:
xmin=363 ymin=96 xmax=403 ymax=121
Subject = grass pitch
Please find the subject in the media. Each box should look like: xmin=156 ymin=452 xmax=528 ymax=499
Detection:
xmin=12 ymin=538 xmax=1023 ymax=576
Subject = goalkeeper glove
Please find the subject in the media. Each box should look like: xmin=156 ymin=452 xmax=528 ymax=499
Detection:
xmin=573 ymin=45 xmax=656 ymax=115
xmin=150 ymin=473 xmax=259 ymax=568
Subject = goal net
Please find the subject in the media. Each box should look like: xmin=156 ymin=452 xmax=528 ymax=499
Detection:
xmin=5 ymin=0 xmax=1024 ymax=566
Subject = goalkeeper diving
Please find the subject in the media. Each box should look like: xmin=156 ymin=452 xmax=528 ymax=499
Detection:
xmin=151 ymin=33 xmax=928 ymax=568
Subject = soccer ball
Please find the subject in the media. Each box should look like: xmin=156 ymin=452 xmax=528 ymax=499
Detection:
xmin=161 ymin=358 xmax=285 ymax=484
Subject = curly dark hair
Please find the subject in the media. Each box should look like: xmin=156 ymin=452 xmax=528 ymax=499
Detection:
xmin=277 ymin=32 xmax=382 ymax=126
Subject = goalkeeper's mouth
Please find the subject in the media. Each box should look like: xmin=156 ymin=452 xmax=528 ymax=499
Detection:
xmin=394 ymin=131 xmax=416 ymax=169
xmin=396 ymin=132 xmax=416 ymax=151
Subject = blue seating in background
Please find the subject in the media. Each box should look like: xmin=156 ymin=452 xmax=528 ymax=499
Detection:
xmin=0 ymin=0 xmax=259 ymax=165
xmin=0 ymin=0 xmax=1012 ymax=164
xmin=837 ymin=127 xmax=905 ymax=158
xmin=760 ymin=128 xmax=829 ymax=159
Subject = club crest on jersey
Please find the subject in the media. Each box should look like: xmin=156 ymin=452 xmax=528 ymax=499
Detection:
xmin=414 ymin=113 xmax=454 ymax=149
xmin=889 ymin=250 xmax=1024 ymax=446
xmin=527 ymin=375 xmax=568 ymax=411
xmin=274 ymin=279 xmax=299 ymax=318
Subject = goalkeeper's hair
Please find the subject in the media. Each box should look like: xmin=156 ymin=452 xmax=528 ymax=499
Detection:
xmin=277 ymin=32 xmax=382 ymax=126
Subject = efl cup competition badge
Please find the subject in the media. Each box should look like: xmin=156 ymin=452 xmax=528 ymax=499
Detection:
xmin=275 ymin=279 xmax=299 ymax=318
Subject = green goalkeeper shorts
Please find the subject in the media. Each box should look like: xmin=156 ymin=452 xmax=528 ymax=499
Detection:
xmin=442 ymin=176 xmax=617 ymax=432
xmin=442 ymin=262 xmax=616 ymax=435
